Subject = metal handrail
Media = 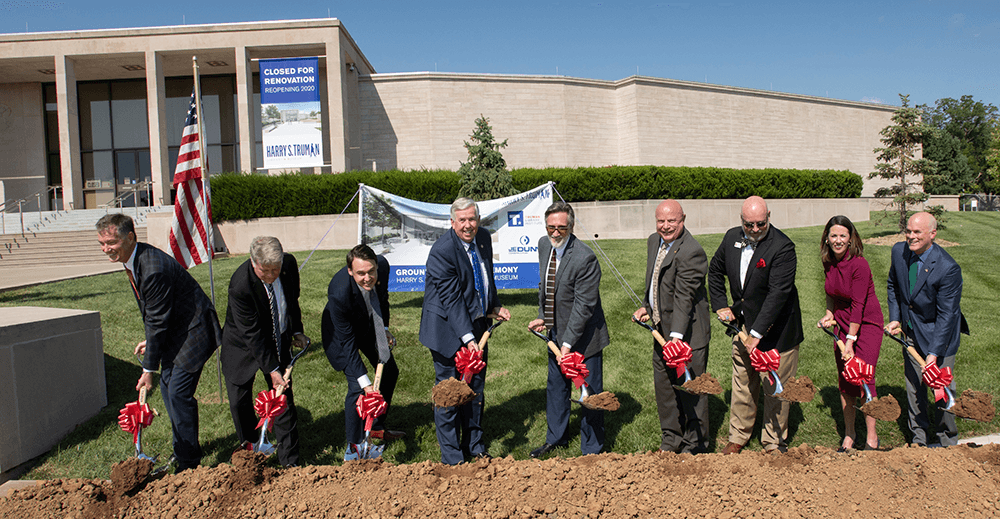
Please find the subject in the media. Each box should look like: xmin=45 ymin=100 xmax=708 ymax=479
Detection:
xmin=1 ymin=185 xmax=63 ymax=237
xmin=100 ymin=181 xmax=153 ymax=220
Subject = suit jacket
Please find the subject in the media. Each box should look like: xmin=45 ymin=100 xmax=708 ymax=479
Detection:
xmin=707 ymin=225 xmax=803 ymax=353
xmin=131 ymin=242 xmax=221 ymax=373
xmin=642 ymin=228 xmax=711 ymax=350
xmin=887 ymin=242 xmax=968 ymax=358
xmin=221 ymin=253 xmax=304 ymax=385
xmin=322 ymin=256 xmax=391 ymax=381
xmin=420 ymin=227 xmax=500 ymax=358
xmin=536 ymin=234 xmax=609 ymax=358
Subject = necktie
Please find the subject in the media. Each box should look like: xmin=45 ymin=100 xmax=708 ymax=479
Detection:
xmin=363 ymin=289 xmax=392 ymax=363
xmin=908 ymin=256 xmax=919 ymax=295
xmin=468 ymin=243 xmax=488 ymax=317
xmin=544 ymin=247 xmax=557 ymax=329
xmin=650 ymin=242 xmax=667 ymax=325
xmin=265 ymin=283 xmax=281 ymax=354
xmin=126 ymin=268 xmax=141 ymax=302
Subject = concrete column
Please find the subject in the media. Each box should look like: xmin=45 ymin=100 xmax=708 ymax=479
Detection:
xmin=235 ymin=46 xmax=256 ymax=174
xmin=324 ymin=33 xmax=347 ymax=172
xmin=145 ymin=50 xmax=170 ymax=206
xmin=54 ymin=55 xmax=82 ymax=210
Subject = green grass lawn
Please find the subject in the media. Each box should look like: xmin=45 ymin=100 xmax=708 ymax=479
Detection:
xmin=3 ymin=211 xmax=998 ymax=479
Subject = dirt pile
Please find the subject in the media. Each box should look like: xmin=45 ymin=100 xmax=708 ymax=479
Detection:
xmin=682 ymin=373 xmax=723 ymax=394
xmin=860 ymin=394 xmax=902 ymax=421
xmin=5 ymin=444 xmax=1000 ymax=518
xmin=951 ymin=390 xmax=996 ymax=422
xmin=581 ymin=391 xmax=620 ymax=411
xmin=432 ymin=377 xmax=475 ymax=407
xmin=780 ymin=375 xmax=817 ymax=402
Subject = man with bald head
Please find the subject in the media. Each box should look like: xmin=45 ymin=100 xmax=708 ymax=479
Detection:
xmin=708 ymin=196 xmax=803 ymax=454
xmin=634 ymin=200 xmax=711 ymax=453
xmin=886 ymin=211 xmax=968 ymax=446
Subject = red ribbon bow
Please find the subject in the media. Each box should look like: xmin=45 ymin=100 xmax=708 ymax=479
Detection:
xmin=842 ymin=357 xmax=874 ymax=387
xmin=253 ymin=389 xmax=288 ymax=431
xmin=559 ymin=351 xmax=590 ymax=388
xmin=118 ymin=401 xmax=154 ymax=444
xmin=750 ymin=348 xmax=780 ymax=384
xmin=355 ymin=391 xmax=388 ymax=431
xmin=455 ymin=346 xmax=486 ymax=383
xmin=922 ymin=364 xmax=954 ymax=402
xmin=756 ymin=258 xmax=766 ymax=268
xmin=662 ymin=341 xmax=693 ymax=378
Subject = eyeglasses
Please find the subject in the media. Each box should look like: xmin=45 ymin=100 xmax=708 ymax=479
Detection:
xmin=741 ymin=219 xmax=768 ymax=230
xmin=546 ymin=225 xmax=569 ymax=232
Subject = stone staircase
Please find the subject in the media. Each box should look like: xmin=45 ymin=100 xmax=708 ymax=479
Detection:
xmin=0 ymin=207 xmax=170 ymax=267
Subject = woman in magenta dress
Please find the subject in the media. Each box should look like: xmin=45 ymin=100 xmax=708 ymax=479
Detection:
xmin=817 ymin=215 xmax=883 ymax=451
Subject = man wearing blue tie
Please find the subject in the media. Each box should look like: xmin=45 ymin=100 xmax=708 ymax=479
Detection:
xmin=420 ymin=198 xmax=511 ymax=465
xmin=886 ymin=211 xmax=969 ymax=446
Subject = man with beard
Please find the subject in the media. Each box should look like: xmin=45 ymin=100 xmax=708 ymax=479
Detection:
xmin=528 ymin=201 xmax=609 ymax=458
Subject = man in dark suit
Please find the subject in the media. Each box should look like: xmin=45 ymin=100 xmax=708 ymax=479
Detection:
xmin=708 ymin=196 xmax=803 ymax=455
xmin=886 ymin=211 xmax=968 ymax=446
xmin=527 ymin=202 xmax=609 ymax=458
xmin=420 ymin=197 xmax=511 ymax=465
xmin=221 ymin=236 xmax=308 ymax=467
xmin=633 ymin=200 xmax=711 ymax=454
xmin=96 ymin=213 xmax=221 ymax=472
xmin=322 ymin=244 xmax=404 ymax=457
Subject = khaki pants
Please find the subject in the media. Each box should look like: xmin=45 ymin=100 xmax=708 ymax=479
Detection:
xmin=728 ymin=336 xmax=799 ymax=451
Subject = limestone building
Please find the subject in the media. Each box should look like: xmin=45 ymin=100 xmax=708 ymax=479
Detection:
xmin=0 ymin=18 xmax=896 ymax=212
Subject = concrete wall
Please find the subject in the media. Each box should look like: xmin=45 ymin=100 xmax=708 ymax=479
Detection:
xmin=0 ymin=83 xmax=47 ymax=210
xmin=0 ymin=307 xmax=106 ymax=474
xmin=146 ymin=198 xmax=872 ymax=254
xmin=359 ymin=73 xmax=898 ymax=197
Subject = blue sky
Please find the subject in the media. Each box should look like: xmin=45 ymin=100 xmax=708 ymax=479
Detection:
xmin=3 ymin=0 xmax=998 ymax=108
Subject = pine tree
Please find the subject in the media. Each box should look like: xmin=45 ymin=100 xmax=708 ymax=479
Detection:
xmin=868 ymin=94 xmax=937 ymax=232
xmin=457 ymin=116 xmax=518 ymax=201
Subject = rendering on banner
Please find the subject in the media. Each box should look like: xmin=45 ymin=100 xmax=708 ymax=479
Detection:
xmin=259 ymin=57 xmax=324 ymax=170
xmin=359 ymin=184 xmax=554 ymax=291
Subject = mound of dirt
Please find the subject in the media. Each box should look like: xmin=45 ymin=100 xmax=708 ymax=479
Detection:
xmin=860 ymin=394 xmax=902 ymax=421
xmin=780 ymin=375 xmax=817 ymax=403
xmin=431 ymin=377 xmax=476 ymax=407
xmin=581 ymin=391 xmax=620 ymax=411
xmin=5 ymin=444 xmax=1000 ymax=518
xmin=951 ymin=389 xmax=996 ymax=422
xmin=682 ymin=373 xmax=723 ymax=394
xmin=110 ymin=458 xmax=153 ymax=496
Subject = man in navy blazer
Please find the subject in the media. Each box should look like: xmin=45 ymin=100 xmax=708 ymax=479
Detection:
xmin=322 ymin=244 xmax=403 ymax=456
xmin=221 ymin=236 xmax=308 ymax=467
xmin=96 ymin=213 xmax=221 ymax=472
xmin=420 ymin=197 xmax=511 ymax=465
xmin=708 ymin=196 xmax=803 ymax=455
xmin=886 ymin=211 xmax=968 ymax=446
xmin=528 ymin=202 xmax=609 ymax=458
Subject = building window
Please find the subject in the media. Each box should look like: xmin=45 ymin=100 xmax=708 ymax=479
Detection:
xmin=166 ymin=75 xmax=240 ymax=177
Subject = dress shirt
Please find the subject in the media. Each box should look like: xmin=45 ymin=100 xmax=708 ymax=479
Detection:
xmin=460 ymin=239 xmax=491 ymax=346
xmin=545 ymin=240 xmax=572 ymax=349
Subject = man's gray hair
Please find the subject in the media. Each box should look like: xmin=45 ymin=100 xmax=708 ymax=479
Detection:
xmin=95 ymin=213 xmax=135 ymax=239
xmin=544 ymin=201 xmax=575 ymax=229
xmin=450 ymin=197 xmax=480 ymax=220
xmin=250 ymin=236 xmax=283 ymax=266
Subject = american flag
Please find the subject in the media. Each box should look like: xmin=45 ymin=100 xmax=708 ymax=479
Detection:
xmin=168 ymin=91 xmax=213 ymax=269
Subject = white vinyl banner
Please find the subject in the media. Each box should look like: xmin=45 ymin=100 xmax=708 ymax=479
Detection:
xmin=359 ymin=183 xmax=554 ymax=292
xmin=259 ymin=57 xmax=324 ymax=170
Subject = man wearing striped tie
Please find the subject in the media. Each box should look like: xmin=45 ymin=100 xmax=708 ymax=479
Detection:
xmin=420 ymin=198 xmax=511 ymax=465
xmin=528 ymin=201 xmax=609 ymax=459
xmin=222 ymin=236 xmax=309 ymax=467
xmin=322 ymin=244 xmax=404 ymax=459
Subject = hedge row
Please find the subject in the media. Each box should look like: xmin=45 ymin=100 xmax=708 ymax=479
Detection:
xmin=209 ymin=167 xmax=862 ymax=221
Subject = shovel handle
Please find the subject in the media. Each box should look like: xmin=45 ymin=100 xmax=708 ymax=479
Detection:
xmin=137 ymin=384 xmax=160 ymax=416
xmin=821 ymin=324 xmax=853 ymax=360
xmin=477 ymin=317 xmax=502 ymax=349
xmin=904 ymin=345 xmax=928 ymax=369
xmin=631 ymin=315 xmax=670 ymax=346
xmin=373 ymin=362 xmax=385 ymax=392
xmin=717 ymin=318 xmax=750 ymax=344
xmin=529 ymin=327 xmax=564 ymax=360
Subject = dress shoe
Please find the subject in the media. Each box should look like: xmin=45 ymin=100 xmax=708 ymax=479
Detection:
xmin=474 ymin=452 xmax=493 ymax=461
xmin=370 ymin=429 xmax=405 ymax=441
xmin=721 ymin=442 xmax=744 ymax=455
xmin=530 ymin=443 xmax=559 ymax=459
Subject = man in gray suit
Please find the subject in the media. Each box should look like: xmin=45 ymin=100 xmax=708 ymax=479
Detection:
xmin=633 ymin=200 xmax=711 ymax=454
xmin=528 ymin=201 xmax=609 ymax=458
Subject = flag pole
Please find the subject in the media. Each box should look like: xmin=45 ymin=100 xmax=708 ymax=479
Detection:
xmin=192 ymin=56 xmax=223 ymax=400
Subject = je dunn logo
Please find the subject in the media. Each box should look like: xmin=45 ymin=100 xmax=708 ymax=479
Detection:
xmin=520 ymin=235 xmax=531 ymax=246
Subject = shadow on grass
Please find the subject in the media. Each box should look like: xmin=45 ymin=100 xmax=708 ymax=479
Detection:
xmin=715 ymin=387 xmax=807 ymax=450
xmin=0 ymin=288 xmax=113 ymax=304
xmin=819 ymin=383 xmax=909 ymax=445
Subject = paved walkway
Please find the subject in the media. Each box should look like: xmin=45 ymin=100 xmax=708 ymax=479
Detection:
xmin=0 ymin=262 xmax=121 ymax=292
